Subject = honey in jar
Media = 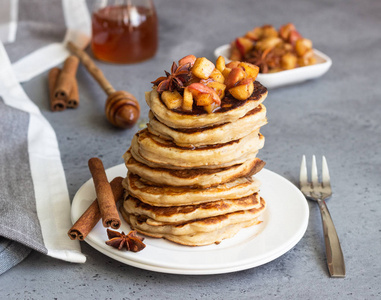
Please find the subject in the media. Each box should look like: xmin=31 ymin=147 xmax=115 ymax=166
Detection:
xmin=91 ymin=0 xmax=158 ymax=64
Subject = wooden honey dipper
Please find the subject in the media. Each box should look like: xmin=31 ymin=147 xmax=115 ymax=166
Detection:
xmin=67 ymin=41 xmax=140 ymax=129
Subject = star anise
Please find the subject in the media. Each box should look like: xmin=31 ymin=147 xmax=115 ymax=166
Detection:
xmin=151 ymin=62 xmax=192 ymax=93
xmin=105 ymin=229 xmax=146 ymax=252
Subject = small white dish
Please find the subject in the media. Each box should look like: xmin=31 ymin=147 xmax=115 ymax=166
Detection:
xmin=71 ymin=164 xmax=309 ymax=275
xmin=214 ymin=44 xmax=332 ymax=89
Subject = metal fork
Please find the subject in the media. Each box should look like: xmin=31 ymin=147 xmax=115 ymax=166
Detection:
xmin=300 ymin=155 xmax=345 ymax=278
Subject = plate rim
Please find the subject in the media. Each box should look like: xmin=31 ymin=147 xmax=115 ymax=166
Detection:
xmin=71 ymin=164 xmax=309 ymax=275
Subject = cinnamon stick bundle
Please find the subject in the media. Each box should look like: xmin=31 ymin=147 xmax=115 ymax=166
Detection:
xmin=68 ymin=177 xmax=124 ymax=241
xmin=48 ymin=68 xmax=66 ymax=111
xmin=68 ymin=77 xmax=79 ymax=108
xmin=48 ymin=55 xmax=80 ymax=111
xmin=88 ymin=158 xmax=121 ymax=229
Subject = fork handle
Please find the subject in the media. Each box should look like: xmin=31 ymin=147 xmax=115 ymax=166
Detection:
xmin=317 ymin=198 xmax=346 ymax=277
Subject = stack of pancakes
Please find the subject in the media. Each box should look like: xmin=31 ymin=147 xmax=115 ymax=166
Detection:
xmin=121 ymin=81 xmax=268 ymax=246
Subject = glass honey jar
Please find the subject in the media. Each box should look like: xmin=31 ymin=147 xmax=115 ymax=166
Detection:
xmin=91 ymin=0 xmax=158 ymax=64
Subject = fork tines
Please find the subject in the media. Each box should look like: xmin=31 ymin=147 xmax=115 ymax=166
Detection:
xmin=300 ymin=155 xmax=331 ymax=187
xmin=300 ymin=155 xmax=332 ymax=200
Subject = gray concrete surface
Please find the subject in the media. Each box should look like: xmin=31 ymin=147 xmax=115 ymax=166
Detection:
xmin=1 ymin=0 xmax=380 ymax=299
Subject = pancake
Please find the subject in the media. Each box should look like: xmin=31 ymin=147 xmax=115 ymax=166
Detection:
xmin=120 ymin=198 xmax=266 ymax=246
xmin=123 ymin=193 xmax=262 ymax=223
xmin=123 ymin=150 xmax=265 ymax=188
xmin=145 ymin=81 xmax=268 ymax=129
xmin=130 ymin=128 xmax=264 ymax=169
xmin=123 ymin=173 xmax=261 ymax=206
xmin=147 ymin=104 xmax=267 ymax=147
xmin=130 ymin=144 xmax=260 ymax=170
xmin=146 ymin=219 xmax=260 ymax=246
xmin=122 ymin=207 xmax=260 ymax=246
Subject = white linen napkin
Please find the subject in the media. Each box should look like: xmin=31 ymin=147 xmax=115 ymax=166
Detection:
xmin=0 ymin=0 xmax=18 ymax=44
xmin=0 ymin=0 xmax=91 ymax=274
xmin=0 ymin=41 xmax=86 ymax=274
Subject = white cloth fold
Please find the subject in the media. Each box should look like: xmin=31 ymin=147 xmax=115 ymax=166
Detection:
xmin=0 ymin=38 xmax=86 ymax=270
xmin=0 ymin=0 xmax=18 ymax=44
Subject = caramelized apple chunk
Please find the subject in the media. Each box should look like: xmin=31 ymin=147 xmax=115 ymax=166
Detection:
xmin=192 ymin=57 xmax=215 ymax=79
xmin=228 ymin=78 xmax=254 ymax=101
xmin=182 ymin=87 xmax=193 ymax=111
xmin=245 ymin=27 xmax=263 ymax=41
xmin=161 ymin=90 xmax=183 ymax=109
xmin=281 ymin=52 xmax=297 ymax=69
xmin=216 ymin=56 xmax=226 ymax=72
xmin=235 ymin=37 xmax=255 ymax=57
xmin=228 ymin=22 xmax=316 ymax=73
xmin=209 ymin=68 xmax=225 ymax=83
xmin=226 ymin=61 xmax=241 ymax=69
xmin=238 ymin=62 xmax=259 ymax=81
xmin=279 ymin=23 xmax=296 ymax=40
xmin=206 ymin=81 xmax=226 ymax=100
xmin=178 ymin=54 xmax=197 ymax=67
xmin=187 ymin=83 xmax=221 ymax=106
xmin=203 ymin=102 xmax=219 ymax=114
xmin=222 ymin=67 xmax=232 ymax=78
xmin=295 ymin=38 xmax=313 ymax=56
xmin=261 ymin=25 xmax=278 ymax=38
xmin=224 ymin=67 xmax=247 ymax=89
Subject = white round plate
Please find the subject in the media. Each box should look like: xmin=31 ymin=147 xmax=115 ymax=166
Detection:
xmin=214 ymin=44 xmax=332 ymax=89
xmin=71 ymin=164 xmax=309 ymax=275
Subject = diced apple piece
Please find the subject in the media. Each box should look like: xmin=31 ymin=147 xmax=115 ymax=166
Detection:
xmin=195 ymin=93 xmax=213 ymax=106
xmin=203 ymin=102 xmax=219 ymax=114
xmin=209 ymin=68 xmax=225 ymax=83
xmin=298 ymin=52 xmax=316 ymax=67
xmin=308 ymin=56 xmax=317 ymax=65
xmin=279 ymin=23 xmax=296 ymax=40
xmin=224 ymin=67 xmax=247 ymax=89
xmin=235 ymin=37 xmax=254 ymax=56
xmin=282 ymin=42 xmax=293 ymax=52
xmin=245 ymin=27 xmax=262 ymax=41
xmin=303 ymin=48 xmax=314 ymax=59
xmin=255 ymin=37 xmax=282 ymax=51
xmin=161 ymin=90 xmax=183 ymax=109
xmin=222 ymin=67 xmax=232 ymax=78
xmin=178 ymin=54 xmax=197 ymax=67
xmin=281 ymin=52 xmax=297 ymax=69
xmin=206 ymin=81 xmax=226 ymax=100
xmin=191 ymin=57 xmax=215 ymax=79
xmin=298 ymin=57 xmax=307 ymax=67
xmin=229 ymin=78 xmax=254 ymax=101
xmin=187 ymin=83 xmax=221 ymax=106
xmin=239 ymin=62 xmax=259 ymax=81
xmin=295 ymin=38 xmax=313 ymax=56
xmin=229 ymin=45 xmax=242 ymax=61
xmin=288 ymin=30 xmax=303 ymax=45
xmin=182 ymin=87 xmax=193 ymax=111
xmin=261 ymin=25 xmax=278 ymax=38
xmin=216 ymin=56 xmax=226 ymax=72
xmin=226 ymin=61 xmax=240 ymax=68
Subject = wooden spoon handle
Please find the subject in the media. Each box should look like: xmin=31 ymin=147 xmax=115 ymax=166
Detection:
xmin=67 ymin=41 xmax=115 ymax=96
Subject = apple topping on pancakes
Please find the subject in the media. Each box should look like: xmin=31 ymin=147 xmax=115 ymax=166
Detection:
xmin=121 ymin=55 xmax=268 ymax=246
xmin=151 ymin=55 xmax=261 ymax=114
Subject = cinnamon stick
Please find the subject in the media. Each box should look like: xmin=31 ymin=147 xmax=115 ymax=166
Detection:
xmin=54 ymin=55 xmax=79 ymax=102
xmin=67 ymin=76 xmax=79 ymax=108
xmin=48 ymin=67 xmax=66 ymax=111
xmin=68 ymin=177 xmax=124 ymax=241
xmin=88 ymin=158 xmax=121 ymax=229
